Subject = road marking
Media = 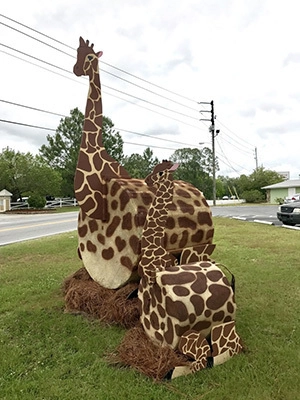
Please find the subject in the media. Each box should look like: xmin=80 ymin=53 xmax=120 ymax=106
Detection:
xmin=0 ymin=218 xmax=77 ymax=233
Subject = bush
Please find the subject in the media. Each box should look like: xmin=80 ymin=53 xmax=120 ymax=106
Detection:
xmin=28 ymin=194 xmax=46 ymax=209
xmin=241 ymin=189 xmax=265 ymax=203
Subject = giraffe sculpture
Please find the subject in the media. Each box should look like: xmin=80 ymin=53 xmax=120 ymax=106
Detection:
xmin=73 ymin=37 xmax=215 ymax=289
xmin=73 ymin=36 xmax=130 ymax=221
xmin=138 ymin=163 xmax=242 ymax=378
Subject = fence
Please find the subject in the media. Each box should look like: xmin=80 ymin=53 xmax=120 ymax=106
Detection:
xmin=10 ymin=198 xmax=78 ymax=210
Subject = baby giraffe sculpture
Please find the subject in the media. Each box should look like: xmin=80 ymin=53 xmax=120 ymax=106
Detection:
xmin=138 ymin=163 xmax=242 ymax=378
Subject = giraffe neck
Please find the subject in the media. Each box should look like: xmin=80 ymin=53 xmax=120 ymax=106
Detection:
xmin=139 ymin=174 xmax=175 ymax=282
xmin=83 ymin=66 xmax=103 ymax=149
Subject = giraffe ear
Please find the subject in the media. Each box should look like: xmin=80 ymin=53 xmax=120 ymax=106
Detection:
xmin=170 ymin=163 xmax=179 ymax=171
xmin=96 ymin=51 xmax=103 ymax=58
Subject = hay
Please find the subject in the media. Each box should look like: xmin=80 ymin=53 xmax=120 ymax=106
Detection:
xmin=110 ymin=324 xmax=190 ymax=381
xmin=63 ymin=268 xmax=140 ymax=328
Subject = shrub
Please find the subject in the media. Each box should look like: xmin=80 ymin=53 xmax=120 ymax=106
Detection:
xmin=28 ymin=194 xmax=46 ymax=209
xmin=241 ymin=189 xmax=265 ymax=203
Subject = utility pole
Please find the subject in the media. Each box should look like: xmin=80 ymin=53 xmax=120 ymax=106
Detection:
xmin=199 ymin=100 xmax=217 ymax=206
xmin=254 ymin=147 xmax=258 ymax=169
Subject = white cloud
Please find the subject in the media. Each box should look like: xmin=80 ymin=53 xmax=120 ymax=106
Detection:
xmin=0 ymin=0 xmax=300 ymax=180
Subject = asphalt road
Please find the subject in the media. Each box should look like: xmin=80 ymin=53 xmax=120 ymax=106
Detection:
xmin=0 ymin=211 xmax=78 ymax=246
xmin=0 ymin=205 xmax=299 ymax=247
xmin=211 ymin=204 xmax=300 ymax=229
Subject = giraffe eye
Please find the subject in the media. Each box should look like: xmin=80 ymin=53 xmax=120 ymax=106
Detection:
xmin=87 ymin=55 xmax=93 ymax=61
xmin=159 ymin=171 xmax=163 ymax=176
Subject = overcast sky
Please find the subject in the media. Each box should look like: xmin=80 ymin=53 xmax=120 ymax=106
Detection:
xmin=1 ymin=0 xmax=299 ymax=179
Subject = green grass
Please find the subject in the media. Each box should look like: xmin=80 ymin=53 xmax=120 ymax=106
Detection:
xmin=0 ymin=218 xmax=299 ymax=400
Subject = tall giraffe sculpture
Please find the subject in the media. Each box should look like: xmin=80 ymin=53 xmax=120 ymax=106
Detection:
xmin=73 ymin=37 xmax=130 ymax=221
xmin=73 ymin=37 xmax=215 ymax=289
xmin=138 ymin=164 xmax=242 ymax=378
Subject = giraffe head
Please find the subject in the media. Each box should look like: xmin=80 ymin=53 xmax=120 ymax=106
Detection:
xmin=73 ymin=37 xmax=103 ymax=78
xmin=145 ymin=161 xmax=179 ymax=187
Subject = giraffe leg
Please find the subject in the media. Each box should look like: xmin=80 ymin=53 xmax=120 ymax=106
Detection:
xmin=171 ymin=330 xmax=211 ymax=379
xmin=210 ymin=321 xmax=243 ymax=366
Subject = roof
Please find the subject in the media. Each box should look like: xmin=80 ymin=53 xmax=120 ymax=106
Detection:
xmin=262 ymin=179 xmax=300 ymax=189
xmin=0 ymin=189 xmax=13 ymax=196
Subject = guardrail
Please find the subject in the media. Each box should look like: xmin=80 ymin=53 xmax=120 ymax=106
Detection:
xmin=10 ymin=198 xmax=78 ymax=210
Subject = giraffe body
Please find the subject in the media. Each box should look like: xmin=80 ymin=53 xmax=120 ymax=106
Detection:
xmin=138 ymin=165 xmax=238 ymax=357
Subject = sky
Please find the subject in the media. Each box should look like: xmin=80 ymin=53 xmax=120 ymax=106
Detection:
xmin=0 ymin=0 xmax=300 ymax=180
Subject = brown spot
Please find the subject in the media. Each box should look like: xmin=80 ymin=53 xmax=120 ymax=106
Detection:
xmin=120 ymin=256 xmax=133 ymax=270
xmin=227 ymin=301 xmax=235 ymax=314
xmin=179 ymin=230 xmax=189 ymax=248
xmin=87 ymin=240 xmax=97 ymax=253
xmin=170 ymin=233 xmax=178 ymax=244
xmin=150 ymin=311 xmax=159 ymax=330
xmin=143 ymin=316 xmax=150 ymax=330
xmin=153 ymin=283 xmax=162 ymax=304
xmin=207 ymin=270 xmax=224 ymax=282
xmin=106 ymin=216 xmax=121 ymax=237
xmin=194 ymin=199 xmax=201 ymax=206
xmin=88 ymin=219 xmax=98 ymax=233
xmin=129 ymin=235 xmax=140 ymax=255
xmin=161 ymin=271 xmax=195 ymax=286
xmin=165 ymin=296 xmax=189 ymax=320
xmin=97 ymin=233 xmax=105 ymax=244
xmin=78 ymin=224 xmax=88 ymax=237
xmin=164 ymin=317 xmax=174 ymax=345
xmin=190 ymin=294 xmax=205 ymax=315
xmin=115 ymin=236 xmax=126 ymax=252
xmin=141 ymin=192 xmax=153 ymax=206
xmin=166 ymin=217 xmax=175 ymax=229
xmin=119 ymin=190 xmax=130 ymax=211
xmin=175 ymin=188 xmax=191 ymax=198
xmin=204 ymin=309 xmax=211 ymax=317
xmin=189 ymin=313 xmax=196 ymax=324
xmin=111 ymin=199 xmax=118 ymax=210
xmin=178 ymin=217 xmax=196 ymax=230
xmin=157 ymin=304 xmax=166 ymax=318
xmin=212 ymin=310 xmax=225 ymax=322
xmin=122 ymin=212 xmax=132 ymax=230
xmin=207 ymin=285 xmax=231 ymax=310
xmin=177 ymin=200 xmax=194 ymax=215
xmin=192 ymin=320 xmax=211 ymax=333
xmin=102 ymin=247 xmax=114 ymax=260
xmin=155 ymin=331 xmax=163 ymax=343
xmin=173 ymin=286 xmax=190 ymax=297
xmin=110 ymin=181 xmax=121 ymax=197
xmin=191 ymin=229 xmax=204 ymax=243
xmin=197 ymin=211 xmax=212 ymax=226
xmin=79 ymin=243 xmax=85 ymax=252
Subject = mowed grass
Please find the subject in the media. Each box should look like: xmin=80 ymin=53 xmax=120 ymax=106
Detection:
xmin=0 ymin=218 xmax=299 ymax=400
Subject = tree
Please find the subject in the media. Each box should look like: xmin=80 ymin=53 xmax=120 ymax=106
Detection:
xmin=39 ymin=108 xmax=125 ymax=197
xmin=123 ymin=147 xmax=159 ymax=178
xmin=170 ymin=147 xmax=217 ymax=198
xmin=237 ymin=167 xmax=284 ymax=202
xmin=0 ymin=147 xmax=62 ymax=201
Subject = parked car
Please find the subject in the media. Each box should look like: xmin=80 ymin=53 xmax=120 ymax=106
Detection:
xmin=284 ymin=193 xmax=300 ymax=203
xmin=277 ymin=201 xmax=300 ymax=226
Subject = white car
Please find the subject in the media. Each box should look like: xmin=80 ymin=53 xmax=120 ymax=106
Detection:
xmin=284 ymin=193 xmax=300 ymax=203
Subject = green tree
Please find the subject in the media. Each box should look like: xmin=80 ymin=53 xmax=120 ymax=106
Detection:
xmin=123 ymin=147 xmax=159 ymax=178
xmin=170 ymin=147 xmax=217 ymax=198
xmin=237 ymin=167 xmax=284 ymax=202
xmin=39 ymin=108 xmax=125 ymax=197
xmin=0 ymin=147 xmax=62 ymax=201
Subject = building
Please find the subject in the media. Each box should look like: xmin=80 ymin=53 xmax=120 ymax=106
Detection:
xmin=0 ymin=189 xmax=12 ymax=212
xmin=262 ymin=179 xmax=300 ymax=203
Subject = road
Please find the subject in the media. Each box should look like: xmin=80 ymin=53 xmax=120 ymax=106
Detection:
xmin=0 ymin=211 xmax=78 ymax=246
xmin=211 ymin=204 xmax=300 ymax=229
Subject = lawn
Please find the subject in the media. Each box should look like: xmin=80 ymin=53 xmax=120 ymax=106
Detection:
xmin=0 ymin=218 xmax=299 ymax=400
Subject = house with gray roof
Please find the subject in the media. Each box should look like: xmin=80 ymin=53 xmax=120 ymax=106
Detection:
xmin=262 ymin=179 xmax=300 ymax=203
